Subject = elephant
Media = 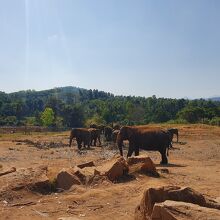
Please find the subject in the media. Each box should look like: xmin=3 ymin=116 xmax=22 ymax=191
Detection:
xmin=88 ymin=128 xmax=101 ymax=146
xmin=167 ymin=128 xmax=179 ymax=143
xmin=104 ymin=126 xmax=113 ymax=141
xmin=90 ymin=124 xmax=105 ymax=134
xmin=69 ymin=128 xmax=91 ymax=149
xmin=116 ymin=126 xmax=171 ymax=164
xmin=112 ymin=129 xmax=120 ymax=143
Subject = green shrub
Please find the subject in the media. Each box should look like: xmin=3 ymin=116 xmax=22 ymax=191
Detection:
xmin=209 ymin=117 xmax=220 ymax=126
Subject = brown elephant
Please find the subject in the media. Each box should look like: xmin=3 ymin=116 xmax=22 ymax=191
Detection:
xmin=116 ymin=126 xmax=171 ymax=164
xmin=88 ymin=128 xmax=101 ymax=146
xmin=104 ymin=126 xmax=113 ymax=141
xmin=89 ymin=124 xmax=105 ymax=134
xmin=112 ymin=129 xmax=120 ymax=143
xmin=69 ymin=128 xmax=91 ymax=149
xmin=167 ymin=128 xmax=179 ymax=143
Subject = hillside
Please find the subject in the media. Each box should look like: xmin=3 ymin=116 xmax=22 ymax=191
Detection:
xmin=0 ymin=86 xmax=219 ymax=127
xmin=209 ymin=97 xmax=220 ymax=102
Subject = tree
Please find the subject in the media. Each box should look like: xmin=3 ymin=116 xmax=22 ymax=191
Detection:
xmin=40 ymin=108 xmax=55 ymax=127
xmin=177 ymin=107 xmax=205 ymax=123
xmin=62 ymin=105 xmax=84 ymax=128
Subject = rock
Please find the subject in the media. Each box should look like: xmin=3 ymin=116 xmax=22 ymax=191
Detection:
xmin=88 ymin=175 xmax=112 ymax=187
xmin=73 ymin=166 xmax=95 ymax=185
xmin=135 ymin=186 xmax=220 ymax=220
xmin=215 ymin=197 xmax=220 ymax=203
xmin=1 ymin=165 xmax=51 ymax=194
xmin=127 ymin=156 xmax=158 ymax=176
xmin=151 ymin=200 xmax=220 ymax=220
xmin=0 ymin=167 xmax=16 ymax=176
xmin=27 ymin=165 xmax=50 ymax=193
xmin=56 ymin=166 xmax=98 ymax=189
xmin=30 ymin=173 xmax=50 ymax=194
xmin=77 ymin=161 xmax=95 ymax=169
xmin=56 ymin=168 xmax=81 ymax=190
xmin=158 ymin=168 xmax=169 ymax=174
xmin=95 ymin=156 xmax=129 ymax=182
xmin=0 ymin=166 xmax=51 ymax=196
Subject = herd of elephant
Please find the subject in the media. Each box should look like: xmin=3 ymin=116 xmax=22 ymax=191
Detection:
xmin=69 ymin=124 xmax=179 ymax=164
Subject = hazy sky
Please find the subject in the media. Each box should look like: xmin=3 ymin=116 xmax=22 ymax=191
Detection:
xmin=0 ymin=0 xmax=220 ymax=98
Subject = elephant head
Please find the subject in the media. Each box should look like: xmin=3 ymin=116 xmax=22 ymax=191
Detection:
xmin=116 ymin=126 xmax=133 ymax=156
xmin=69 ymin=128 xmax=77 ymax=147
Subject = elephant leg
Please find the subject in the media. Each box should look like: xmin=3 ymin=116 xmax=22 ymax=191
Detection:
xmin=87 ymin=137 xmax=91 ymax=149
xmin=87 ymin=141 xmax=91 ymax=149
xmin=127 ymin=143 xmax=135 ymax=158
xmin=77 ymin=140 xmax=82 ymax=150
xmin=98 ymin=136 xmax=101 ymax=145
xmin=134 ymin=147 xmax=139 ymax=156
xmin=69 ymin=137 xmax=73 ymax=147
xmin=108 ymin=134 xmax=111 ymax=141
xmin=160 ymin=149 xmax=168 ymax=164
xmin=94 ymin=138 xmax=97 ymax=146
xmin=118 ymin=142 xmax=123 ymax=156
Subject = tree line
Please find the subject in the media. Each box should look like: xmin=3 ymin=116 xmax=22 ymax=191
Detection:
xmin=0 ymin=87 xmax=219 ymax=128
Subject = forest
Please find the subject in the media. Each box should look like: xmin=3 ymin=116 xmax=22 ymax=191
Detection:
xmin=0 ymin=86 xmax=219 ymax=128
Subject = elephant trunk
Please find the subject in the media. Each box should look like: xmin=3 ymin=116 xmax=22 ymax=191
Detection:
xmin=116 ymin=133 xmax=124 ymax=156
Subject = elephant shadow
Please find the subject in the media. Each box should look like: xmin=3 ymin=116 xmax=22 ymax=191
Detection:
xmin=176 ymin=141 xmax=187 ymax=145
xmin=115 ymin=173 xmax=137 ymax=183
xmin=156 ymin=163 xmax=187 ymax=168
xmin=76 ymin=147 xmax=96 ymax=154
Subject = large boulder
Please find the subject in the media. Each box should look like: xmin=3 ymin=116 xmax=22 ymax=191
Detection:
xmin=73 ymin=166 xmax=96 ymax=185
xmin=151 ymin=200 xmax=220 ymax=220
xmin=94 ymin=156 xmax=129 ymax=182
xmin=135 ymin=186 xmax=220 ymax=220
xmin=56 ymin=168 xmax=81 ymax=190
xmin=127 ymin=156 xmax=158 ymax=176
xmin=22 ymin=165 xmax=50 ymax=194
xmin=56 ymin=166 xmax=99 ymax=190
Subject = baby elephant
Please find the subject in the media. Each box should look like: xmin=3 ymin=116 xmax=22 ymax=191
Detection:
xmin=69 ymin=128 xmax=91 ymax=149
xmin=88 ymin=128 xmax=101 ymax=146
xmin=104 ymin=126 xmax=113 ymax=141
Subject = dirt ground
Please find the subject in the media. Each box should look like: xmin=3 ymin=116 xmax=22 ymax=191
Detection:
xmin=0 ymin=124 xmax=220 ymax=220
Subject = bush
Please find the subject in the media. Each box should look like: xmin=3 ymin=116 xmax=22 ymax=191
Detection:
xmin=25 ymin=117 xmax=37 ymax=126
xmin=209 ymin=117 xmax=220 ymax=126
xmin=5 ymin=116 xmax=17 ymax=126
xmin=201 ymin=118 xmax=210 ymax=125
xmin=165 ymin=119 xmax=189 ymax=124
xmin=84 ymin=114 xmax=106 ymax=127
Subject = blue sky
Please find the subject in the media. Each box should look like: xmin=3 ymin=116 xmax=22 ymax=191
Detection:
xmin=0 ymin=0 xmax=220 ymax=98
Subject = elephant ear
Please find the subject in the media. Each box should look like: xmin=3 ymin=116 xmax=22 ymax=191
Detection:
xmin=119 ymin=126 xmax=132 ymax=140
xmin=126 ymin=127 xmax=134 ymax=139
